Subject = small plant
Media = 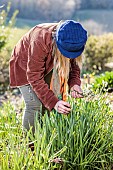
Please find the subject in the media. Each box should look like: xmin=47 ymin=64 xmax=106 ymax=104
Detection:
xmin=92 ymin=71 xmax=113 ymax=92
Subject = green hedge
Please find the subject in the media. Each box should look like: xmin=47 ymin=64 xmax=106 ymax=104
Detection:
xmin=84 ymin=33 xmax=113 ymax=72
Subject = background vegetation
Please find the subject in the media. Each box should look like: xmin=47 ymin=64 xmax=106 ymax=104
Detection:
xmin=0 ymin=0 xmax=113 ymax=33
xmin=84 ymin=34 xmax=113 ymax=72
xmin=1 ymin=0 xmax=113 ymax=20
xmin=0 ymin=1 xmax=113 ymax=92
xmin=0 ymin=3 xmax=18 ymax=94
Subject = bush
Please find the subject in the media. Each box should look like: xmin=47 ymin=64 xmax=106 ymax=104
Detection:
xmin=0 ymin=3 xmax=18 ymax=94
xmin=0 ymin=3 xmax=18 ymax=51
xmin=92 ymin=71 xmax=113 ymax=92
xmin=0 ymin=10 xmax=7 ymax=50
xmin=84 ymin=33 xmax=113 ymax=72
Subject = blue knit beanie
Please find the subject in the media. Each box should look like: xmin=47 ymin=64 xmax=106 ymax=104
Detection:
xmin=56 ymin=20 xmax=87 ymax=59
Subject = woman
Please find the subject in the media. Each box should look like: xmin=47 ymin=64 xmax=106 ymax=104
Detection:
xmin=9 ymin=20 xmax=87 ymax=133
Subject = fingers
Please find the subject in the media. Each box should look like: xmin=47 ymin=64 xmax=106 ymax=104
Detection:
xmin=71 ymin=90 xmax=83 ymax=98
xmin=70 ymin=85 xmax=84 ymax=99
xmin=59 ymin=100 xmax=71 ymax=108
xmin=58 ymin=105 xmax=71 ymax=115
xmin=54 ymin=100 xmax=71 ymax=115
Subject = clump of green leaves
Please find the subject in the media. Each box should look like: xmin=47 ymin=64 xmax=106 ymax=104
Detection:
xmin=0 ymin=95 xmax=113 ymax=170
xmin=92 ymin=71 xmax=113 ymax=92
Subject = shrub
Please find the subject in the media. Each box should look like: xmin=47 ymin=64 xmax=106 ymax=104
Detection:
xmin=0 ymin=3 xmax=18 ymax=51
xmin=92 ymin=71 xmax=113 ymax=92
xmin=84 ymin=33 xmax=113 ymax=72
xmin=0 ymin=3 xmax=18 ymax=94
xmin=0 ymin=9 xmax=7 ymax=50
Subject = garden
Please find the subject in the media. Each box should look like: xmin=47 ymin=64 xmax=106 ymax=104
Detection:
xmin=0 ymin=4 xmax=113 ymax=170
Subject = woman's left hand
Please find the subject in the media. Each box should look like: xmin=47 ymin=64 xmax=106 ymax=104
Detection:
xmin=70 ymin=85 xmax=83 ymax=98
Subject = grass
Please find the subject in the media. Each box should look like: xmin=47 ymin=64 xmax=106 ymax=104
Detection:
xmin=0 ymin=94 xmax=113 ymax=170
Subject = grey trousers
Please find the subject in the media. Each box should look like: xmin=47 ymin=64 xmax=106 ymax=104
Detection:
xmin=19 ymin=71 xmax=52 ymax=134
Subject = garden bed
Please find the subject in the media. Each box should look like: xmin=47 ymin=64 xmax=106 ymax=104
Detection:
xmin=0 ymin=89 xmax=113 ymax=170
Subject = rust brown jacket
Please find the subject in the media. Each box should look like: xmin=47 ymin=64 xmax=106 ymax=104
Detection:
xmin=9 ymin=24 xmax=81 ymax=111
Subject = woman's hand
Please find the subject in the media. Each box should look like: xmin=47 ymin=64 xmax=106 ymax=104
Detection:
xmin=54 ymin=100 xmax=71 ymax=115
xmin=70 ymin=85 xmax=83 ymax=98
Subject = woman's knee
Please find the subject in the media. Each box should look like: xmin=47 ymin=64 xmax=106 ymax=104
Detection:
xmin=24 ymin=100 xmax=42 ymax=118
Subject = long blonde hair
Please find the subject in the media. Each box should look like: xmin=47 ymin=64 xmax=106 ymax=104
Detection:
xmin=51 ymin=42 xmax=83 ymax=100
xmin=39 ymin=21 xmax=83 ymax=100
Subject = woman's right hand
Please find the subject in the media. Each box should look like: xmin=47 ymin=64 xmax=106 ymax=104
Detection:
xmin=54 ymin=100 xmax=71 ymax=115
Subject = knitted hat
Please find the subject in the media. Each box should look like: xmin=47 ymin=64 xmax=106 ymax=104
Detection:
xmin=56 ymin=20 xmax=87 ymax=59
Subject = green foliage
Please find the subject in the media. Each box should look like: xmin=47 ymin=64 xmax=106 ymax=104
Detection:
xmin=92 ymin=71 xmax=113 ymax=92
xmin=0 ymin=2 xmax=18 ymax=51
xmin=0 ymin=27 xmax=28 ymax=95
xmin=0 ymin=3 xmax=18 ymax=93
xmin=84 ymin=33 xmax=113 ymax=72
xmin=0 ymin=13 xmax=7 ymax=50
xmin=0 ymin=96 xmax=113 ymax=169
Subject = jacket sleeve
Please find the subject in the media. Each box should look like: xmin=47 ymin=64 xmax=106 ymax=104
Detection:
xmin=68 ymin=59 xmax=81 ymax=88
xmin=27 ymin=41 xmax=59 ymax=111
